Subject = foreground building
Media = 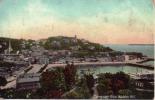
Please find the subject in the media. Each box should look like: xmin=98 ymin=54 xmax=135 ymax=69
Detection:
xmin=16 ymin=73 xmax=41 ymax=91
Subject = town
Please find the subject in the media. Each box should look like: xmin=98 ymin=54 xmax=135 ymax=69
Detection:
xmin=0 ymin=36 xmax=154 ymax=99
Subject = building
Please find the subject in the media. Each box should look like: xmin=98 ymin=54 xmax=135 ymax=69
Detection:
xmin=31 ymin=46 xmax=45 ymax=57
xmin=52 ymin=41 xmax=61 ymax=48
xmin=135 ymin=74 xmax=154 ymax=90
xmin=49 ymin=50 xmax=71 ymax=57
xmin=39 ymin=56 xmax=49 ymax=64
xmin=0 ymin=68 xmax=10 ymax=78
xmin=124 ymin=52 xmax=143 ymax=61
xmin=72 ymin=35 xmax=78 ymax=43
xmin=115 ymin=55 xmax=125 ymax=62
xmin=63 ymin=38 xmax=70 ymax=44
xmin=81 ymin=39 xmax=88 ymax=43
xmin=89 ymin=46 xmax=95 ymax=50
xmin=29 ymin=46 xmax=50 ymax=64
xmin=70 ymin=46 xmax=81 ymax=51
xmin=16 ymin=73 xmax=41 ymax=91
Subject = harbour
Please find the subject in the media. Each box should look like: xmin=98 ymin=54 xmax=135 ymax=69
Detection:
xmin=0 ymin=38 xmax=154 ymax=99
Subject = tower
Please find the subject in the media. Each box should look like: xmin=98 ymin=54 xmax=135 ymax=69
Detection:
xmin=74 ymin=35 xmax=78 ymax=43
xmin=8 ymin=39 xmax=13 ymax=54
xmin=75 ymin=35 xmax=77 ymax=39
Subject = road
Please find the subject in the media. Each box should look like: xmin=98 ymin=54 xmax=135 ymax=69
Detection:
xmin=92 ymin=84 xmax=99 ymax=99
xmin=1 ymin=79 xmax=16 ymax=89
xmin=27 ymin=64 xmax=43 ymax=73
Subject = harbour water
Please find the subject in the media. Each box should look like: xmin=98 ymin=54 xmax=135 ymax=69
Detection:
xmin=77 ymin=44 xmax=154 ymax=75
xmin=105 ymin=44 xmax=154 ymax=58
xmin=77 ymin=65 xmax=153 ymax=76
xmin=142 ymin=61 xmax=154 ymax=66
xmin=106 ymin=44 xmax=154 ymax=66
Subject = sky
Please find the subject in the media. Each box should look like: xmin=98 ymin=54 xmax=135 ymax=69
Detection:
xmin=0 ymin=0 xmax=154 ymax=44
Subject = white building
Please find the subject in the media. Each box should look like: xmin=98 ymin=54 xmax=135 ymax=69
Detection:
xmin=31 ymin=46 xmax=45 ymax=57
xmin=39 ymin=56 xmax=49 ymax=64
xmin=30 ymin=46 xmax=50 ymax=64
xmin=70 ymin=46 xmax=81 ymax=51
xmin=63 ymin=38 xmax=70 ymax=44
xmin=124 ymin=55 xmax=130 ymax=61
xmin=52 ymin=41 xmax=61 ymax=47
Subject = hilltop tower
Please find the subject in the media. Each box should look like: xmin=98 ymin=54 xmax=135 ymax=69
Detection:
xmin=74 ymin=35 xmax=78 ymax=43
xmin=75 ymin=35 xmax=77 ymax=40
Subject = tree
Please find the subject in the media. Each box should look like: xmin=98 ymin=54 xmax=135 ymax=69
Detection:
xmin=111 ymin=79 xmax=124 ymax=95
xmin=0 ymin=88 xmax=16 ymax=99
xmin=97 ymin=72 xmax=130 ymax=96
xmin=118 ymin=89 xmax=132 ymax=96
xmin=40 ymin=67 xmax=66 ymax=98
xmin=114 ymin=71 xmax=130 ymax=88
xmin=77 ymin=78 xmax=91 ymax=99
xmin=84 ymin=74 xmax=95 ymax=95
xmin=0 ymin=76 xmax=7 ymax=86
xmin=64 ymin=62 xmax=76 ymax=90
xmin=97 ymin=78 xmax=112 ymax=96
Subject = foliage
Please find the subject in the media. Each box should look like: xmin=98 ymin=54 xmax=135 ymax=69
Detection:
xmin=114 ymin=71 xmax=130 ymax=88
xmin=0 ymin=88 xmax=15 ymax=98
xmin=135 ymin=91 xmax=154 ymax=99
xmin=40 ymin=67 xmax=66 ymax=98
xmin=0 ymin=76 xmax=7 ymax=86
xmin=97 ymin=78 xmax=112 ymax=95
xmin=44 ymin=90 xmax=64 ymax=99
xmin=61 ymin=89 xmax=80 ymax=99
xmin=0 ymin=61 xmax=15 ymax=68
xmin=75 ymin=78 xmax=91 ymax=99
xmin=97 ymin=72 xmax=131 ymax=96
xmin=0 ymin=88 xmax=33 ymax=99
xmin=0 ymin=36 xmax=113 ymax=53
xmin=118 ymin=89 xmax=132 ymax=96
xmin=84 ymin=74 xmax=95 ymax=95
xmin=64 ymin=63 xmax=77 ymax=90
xmin=109 ymin=51 xmax=124 ymax=57
xmin=62 ymin=73 xmax=93 ymax=99
xmin=62 ymin=85 xmax=91 ymax=99
xmin=0 ymin=38 xmax=35 ymax=53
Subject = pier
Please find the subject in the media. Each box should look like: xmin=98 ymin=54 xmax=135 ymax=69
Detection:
xmin=45 ymin=61 xmax=154 ymax=71
xmin=127 ymin=63 xmax=154 ymax=70
xmin=138 ymin=57 xmax=154 ymax=63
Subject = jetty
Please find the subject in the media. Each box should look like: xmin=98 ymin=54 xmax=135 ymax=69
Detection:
xmin=138 ymin=57 xmax=154 ymax=63
xmin=127 ymin=63 xmax=154 ymax=70
xmin=45 ymin=60 xmax=154 ymax=71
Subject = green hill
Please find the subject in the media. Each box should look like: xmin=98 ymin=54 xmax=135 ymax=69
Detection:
xmin=39 ymin=36 xmax=113 ymax=52
xmin=0 ymin=36 xmax=113 ymax=53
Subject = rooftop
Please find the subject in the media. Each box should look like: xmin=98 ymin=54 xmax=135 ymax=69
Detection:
xmin=17 ymin=73 xmax=40 ymax=83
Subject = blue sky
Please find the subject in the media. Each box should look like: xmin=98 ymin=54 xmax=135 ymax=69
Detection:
xmin=0 ymin=0 xmax=154 ymax=44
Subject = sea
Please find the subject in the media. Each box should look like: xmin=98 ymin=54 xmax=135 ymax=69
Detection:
xmin=77 ymin=44 xmax=154 ymax=75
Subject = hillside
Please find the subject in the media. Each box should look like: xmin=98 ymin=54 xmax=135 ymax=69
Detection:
xmin=0 ymin=37 xmax=35 ymax=53
xmin=0 ymin=36 xmax=113 ymax=53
